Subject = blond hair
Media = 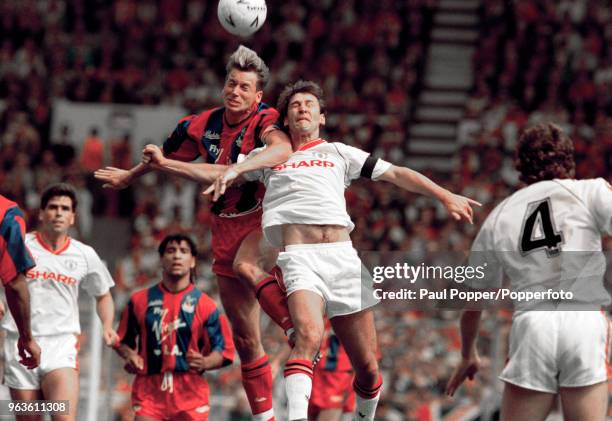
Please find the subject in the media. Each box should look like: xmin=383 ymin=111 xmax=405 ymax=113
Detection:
xmin=226 ymin=45 xmax=270 ymax=90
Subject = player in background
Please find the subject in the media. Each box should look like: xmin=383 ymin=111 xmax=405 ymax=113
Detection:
xmin=115 ymin=233 xmax=235 ymax=421
xmin=95 ymin=45 xmax=292 ymax=421
xmin=308 ymin=320 xmax=356 ymax=421
xmin=208 ymin=80 xmax=480 ymax=421
xmin=0 ymin=194 xmax=40 ymax=369
xmin=1 ymin=183 xmax=118 ymax=421
xmin=446 ymin=123 xmax=612 ymax=420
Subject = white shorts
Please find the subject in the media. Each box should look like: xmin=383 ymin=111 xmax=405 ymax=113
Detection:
xmin=500 ymin=311 xmax=611 ymax=393
xmin=3 ymin=333 xmax=79 ymax=390
xmin=277 ymin=242 xmax=379 ymax=318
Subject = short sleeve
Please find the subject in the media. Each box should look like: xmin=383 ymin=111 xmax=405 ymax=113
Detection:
xmin=468 ymin=211 xmax=503 ymax=289
xmin=81 ymin=246 xmax=115 ymax=297
xmin=0 ymin=207 xmax=35 ymax=285
xmin=162 ymin=115 xmax=201 ymax=162
xmin=240 ymin=146 xmax=266 ymax=182
xmin=332 ymin=143 xmax=370 ymax=183
xmin=257 ymin=108 xmax=282 ymax=145
xmin=584 ymin=178 xmax=612 ymax=236
xmin=116 ymin=298 xmax=139 ymax=349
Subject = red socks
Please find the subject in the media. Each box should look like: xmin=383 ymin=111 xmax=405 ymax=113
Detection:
xmin=241 ymin=355 xmax=275 ymax=419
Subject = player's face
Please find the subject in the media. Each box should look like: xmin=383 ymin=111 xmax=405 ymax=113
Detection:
xmin=223 ymin=69 xmax=263 ymax=115
xmin=39 ymin=196 xmax=75 ymax=234
xmin=284 ymin=92 xmax=325 ymax=137
xmin=161 ymin=240 xmax=196 ymax=279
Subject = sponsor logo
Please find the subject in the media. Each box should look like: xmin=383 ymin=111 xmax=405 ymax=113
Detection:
xmin=151 ymin=308 xmax=187 ymax=344
xmin=254 ymin=397 xmax=267 ymax=403
xmin=204 ymin=130 xmax=220 ymax=140
xmin=148 ymin=299 xmax=163 ymax=307
xmin=26 ymin=270 xmax=77 ymax=285
xmin=272 ymin=160 xmax=334 ymax=171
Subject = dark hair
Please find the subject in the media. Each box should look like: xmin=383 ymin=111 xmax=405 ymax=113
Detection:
xmin=515 ymin=123 xmax=575 ymax=185
xmin=158 ymin=234 xmax=198 ymax=258
xmin=276 ymin=80 xmax=326 ymax=126
xmin=40 ymin=183 xmax=78 ymax=211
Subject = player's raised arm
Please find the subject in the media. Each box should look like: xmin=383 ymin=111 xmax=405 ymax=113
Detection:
xmin=206 ymin=128 xmax=292 ymax=198
xmin=142 ymin=144 xmax=228 ymax=184
xmin=94 ymin=162 xmax=152 ymax=190
xmin=377 ymin=165 xmax=481 ymax=224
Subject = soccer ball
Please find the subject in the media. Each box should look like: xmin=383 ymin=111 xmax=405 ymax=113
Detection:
xmin=218 ymin=0 xmax=267 ymax=37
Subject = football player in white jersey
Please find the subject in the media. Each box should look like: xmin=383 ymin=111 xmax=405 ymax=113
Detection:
xmin=207 ymin=80 xmax=480 ymax=421
xmin=446 ymin=123 xmax=612 ymax=420
xmin=1 ymin=183 xmax=119 ymax=421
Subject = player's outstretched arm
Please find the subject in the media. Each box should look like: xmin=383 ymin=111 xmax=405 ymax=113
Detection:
xmin=445 ymin=310 xmax=482 ymax=396
xmin=5 ymin=274 xmax=41 ymax=369
xmin=142 ymin=144 xmax=227 ymax=184
xmin=206 ymin=129 xmax=292 ymax=199
xmin=94 ymin=162 xmax=152 ymax=190
xmin=95 ymin=292 xmax=119 ymax=347
xmin=378 ymin=165 xmax=481 ymax=223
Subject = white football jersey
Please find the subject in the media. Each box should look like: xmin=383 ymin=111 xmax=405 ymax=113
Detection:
xmin=470 ymin=178 xmax=612 ymax=307
xmin=1 ymin=232 xmax=114 ymax=336
xmin=245 ymin=139 xmax=391 ymax=247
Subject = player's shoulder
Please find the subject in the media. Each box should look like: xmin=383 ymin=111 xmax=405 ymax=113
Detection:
xmin=67 ymin=237 xmax=99 ymax=258
xmin=255 ymin=102 xmax=279 ymax=118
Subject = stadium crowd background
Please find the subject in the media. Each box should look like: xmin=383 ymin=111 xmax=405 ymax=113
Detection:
xmin=0 ymin=0 xmax=611 ymax=419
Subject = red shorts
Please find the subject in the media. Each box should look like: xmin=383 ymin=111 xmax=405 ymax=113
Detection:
xmin=211 ymin=209 xmax=262 ymax=278
xmin=132 ymin=372 xmax=210 ymax=421
xmin=309 ymin=370 xmax=356 ymax=417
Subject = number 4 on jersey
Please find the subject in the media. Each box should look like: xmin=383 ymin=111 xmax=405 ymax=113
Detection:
xmin=519 ymin=198 xmax=564 ymax=257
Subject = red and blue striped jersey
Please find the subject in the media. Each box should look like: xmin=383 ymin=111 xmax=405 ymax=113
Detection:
xmin=318 ymin=321 xmax=352 ymax=372
xmin=117 ymin=282 xmax=235 ymax=374
xmin=0 ymin=195 xmax=35 ymax=286
xmin=162 ymin=103 xmax=279 ymax=217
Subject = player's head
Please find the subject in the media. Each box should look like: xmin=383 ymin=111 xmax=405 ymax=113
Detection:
xmin=39 ymin=183 xmax=77 ymax=234
xmin=277 ymin=80 xmax=326 ymax=137
xmin=158 ymin=233 xmax=197 ymax=282
xmin=223 ymin=45 xmax=269 ymax=114
xmin=515 ymin=123 xmax=576 ymax=185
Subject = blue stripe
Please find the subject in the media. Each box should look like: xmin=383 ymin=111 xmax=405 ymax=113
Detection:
xmin=145 ymin=286 xmax=164 ymax=374
xmin=324 ymin=335 xmax=340 ymax=371
xmin=0 ymin=207 xmax=35 ymax=274
xmin=175 ymin=288 xmax=201 ymax=372
xmin=205 ymin=309 xmax=225 ymax=353
xmin=201 ymin=108 xmax=224 ymax=163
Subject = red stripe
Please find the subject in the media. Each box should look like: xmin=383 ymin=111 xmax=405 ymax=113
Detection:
xmin=297 ymin=139 xmax=326 ymax=151
xmin=35 ymin=232 xmax=71 ymax=255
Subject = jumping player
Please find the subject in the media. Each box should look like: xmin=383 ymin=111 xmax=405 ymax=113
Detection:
xmin=115 ymin=233 xmax=235 ymax=421
xmin=0 ymin=194 xmax=40 ymax=369
xmin=1 ymin=183 xmax=118 ymax=421
xmin=446 ymin=123 xmax=612 ymax=420
xmin=208 ymin=80 xmax=480 ymax=421
xmin=95 ymin=45 xmax=292 ymax=421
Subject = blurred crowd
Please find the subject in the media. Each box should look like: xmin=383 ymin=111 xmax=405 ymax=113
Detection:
xmin=1 ymin=0 xmax=611 ymax=419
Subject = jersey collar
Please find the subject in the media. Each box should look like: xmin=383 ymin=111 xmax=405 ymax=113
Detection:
xmin=297 ymin=138 xmax=326 ymax=151
xmin=35 ymin=231 xmax=71 ymax=255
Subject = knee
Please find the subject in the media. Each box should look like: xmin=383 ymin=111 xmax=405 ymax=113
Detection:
xmin=232 ymin=259 xmax=261 ymax=284
xmin=354 ymin=358 xmax=380 ymax=388
xmin=294 ymin=322 xmax=323 ymax=357
xmin=233 ymin=331 xmax=261 ymax=358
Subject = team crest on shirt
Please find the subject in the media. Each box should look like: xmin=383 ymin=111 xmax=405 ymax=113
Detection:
xmin=181 ymin=296 xmax=196 ymax=314
xmin=62 ymin=259 xmax=78 ymax=271
xmin=314 ymin=152 xmax=328 ymax=159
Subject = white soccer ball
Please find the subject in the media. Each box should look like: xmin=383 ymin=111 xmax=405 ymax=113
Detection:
xmin=217 ymin=0 xmax=267 ymax=37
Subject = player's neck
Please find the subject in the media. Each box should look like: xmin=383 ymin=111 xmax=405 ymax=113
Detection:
xmin=161 ymin=275 xmax=191 ymax=293
xmin=225 ymin=104 xmax=256 ymax=125
xmin=38 ymin=229 xmax=70 ymax=252
xmin=291 ymin=131 xmax=320 ymax=151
